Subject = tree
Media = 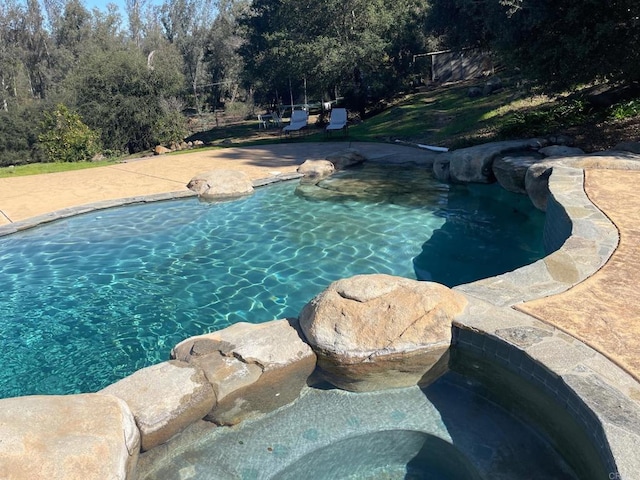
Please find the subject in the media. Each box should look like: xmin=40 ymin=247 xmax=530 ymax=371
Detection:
xmin=0 ymin=1 xmax=21 ymax=111
xmin=52 ymin=0 xmax=92 ymax=55
xmin=0 ymin=0 xmax=52 ymax=107
xmin=125 ymin=0 xmax=146 ymax=48
xmin=21 ymin=0 xmax=51 ymax=99
xmin=426 ymin=0 xmax=640 ymax=90
xmin=46 ymin=0 xmax=93 ymax=89
xmin=67 ymin=44 xmax=185 ymax=153
xmin=0 ymin=102 xmax=47 ymax=165
xmin=159 ymin=0 xmax=216 ymax=112
xmin=239 ymin=0 xmax=429 ymax=112
xmin=204 ymin=0 xmax=249 ymax=110
xmin=38 ymin=104 xmax=101 ymax=162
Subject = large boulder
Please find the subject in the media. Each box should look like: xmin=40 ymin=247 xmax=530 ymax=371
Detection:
xmin=187 ymin=169 xmax=254 ymax=200
xmin=299 ymin=274 xmax=468 ymax=392
xmin=172 ymin=319 xmax=316 ymax=426
xmin=297 ymin=159 xmax=335 ymax=179
xmin=449 ymin=140 xmax=544 ymax=184
xmin=449 ymin=147 xmax=495 ymax=184
xmin=468 ymin=86 xmax=483 ymax=98
xmin=154 ymin=145 xmax=171 ymax=155
xmin=482 ymin=76 xmax=503 ymax=96
xmin=614 ymin=141 xmax=640 ymax=154
xmin=432 ymin=153 xmax=452 ymax=182
xmin=539 ymin=145 xmax=585 ymax=157
xmin=492 ymin=155 xmax=542 ymax=194
xmin=0 ymin=394 xmax=140 ymax=479
xmin=101 ymin=360 xmax=215 ymax=452
xmin=544 ymin=134 xmax=574 ymax=146
xmin=325 ymin=149 xmax=367 ymax=170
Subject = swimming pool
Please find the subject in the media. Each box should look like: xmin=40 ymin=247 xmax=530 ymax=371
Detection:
xmin=0 ymin=165 xmax=545 ymax=398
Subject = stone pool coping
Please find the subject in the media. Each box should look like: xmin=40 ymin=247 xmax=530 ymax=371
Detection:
xmin=1 ymin=143 xmax=640 ymax=478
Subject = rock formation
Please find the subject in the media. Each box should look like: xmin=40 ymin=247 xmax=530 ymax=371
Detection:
xmin=187 ymin=169 xmax=254 ymax=200
xmin=101 ymin=361 xmax=215 ymax=451
xmin=325 ymin=149 xmax=367 ymax=170
xmin=297 ymin=159 xmax=335 ymax=179
xmin=299 ymin=274 xmax=467 ymax=392
xmin=493 ymin=155 xmax=543 ymax=194
xmin=0 ymin=394 xmax=140 ymax=479
xmin=172 ymin=319 xmax=316 ymax=425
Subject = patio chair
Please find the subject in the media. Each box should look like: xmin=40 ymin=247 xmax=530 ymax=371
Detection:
xmin=282 ymin=109 xmax=308 ymax=136
xmin=325 ymin=108 xmax=348 ymax=136
xmin=257 ymin=114 xmax=269 ymax=129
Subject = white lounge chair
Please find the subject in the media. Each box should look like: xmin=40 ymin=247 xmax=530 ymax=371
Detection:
xmin=325 ymin=108 xmax=348 ymax=136
xmin=282 ymin=110 xmax=308 ymax=135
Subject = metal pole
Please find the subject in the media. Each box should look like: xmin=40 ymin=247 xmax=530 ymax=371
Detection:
xmin=289 ymin=77 xmax=294 ymax=115
xmin=304 ymin=76 xmax=308 ymax=110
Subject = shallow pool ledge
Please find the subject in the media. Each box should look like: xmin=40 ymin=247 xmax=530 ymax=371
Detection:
xmin=453 ymin=300 xmax=640 ymax=480
xmin=0 ymin=173 xmax=304 ymax=237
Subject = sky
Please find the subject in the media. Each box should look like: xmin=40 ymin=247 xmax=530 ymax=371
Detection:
xmin=83 ymin=0 xmax=126 ymax=12
xmin=82 ymin=0 xmax=164 ymax=15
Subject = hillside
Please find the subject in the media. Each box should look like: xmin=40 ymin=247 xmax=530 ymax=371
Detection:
xmin=187 ymin=79 xmax=640 ymax=154
xmin=3 ymin=78 xmax=639 ymax=179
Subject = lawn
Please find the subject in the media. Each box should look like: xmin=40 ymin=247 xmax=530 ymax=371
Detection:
xmin=0 ymin=158 xmax=122 ymax=179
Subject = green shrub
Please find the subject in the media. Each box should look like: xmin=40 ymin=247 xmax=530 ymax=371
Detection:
xmin=151 ymin=98 xmax=188 ymax=146
xmin=610 ymin=99 xmax=640 ymax=120
xmin=499 ymin=99 xmax=589 ymax=137
xmin=0 ymin=104 xmax=46 ymax=166
xmin=38 ymin=105 xmax=102 ymax=162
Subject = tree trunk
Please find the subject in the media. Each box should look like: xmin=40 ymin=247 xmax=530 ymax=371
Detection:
xmin=230 ymin=82 xmax=238 ymax=104
xmin=192 ymin=77 xmax=200 ymax=114
xmin=1 ymin=75 xmax=8 ymax=112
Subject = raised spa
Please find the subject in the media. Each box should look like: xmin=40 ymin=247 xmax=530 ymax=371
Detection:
xmin=136 ymin=341 xmax=607 ymax=480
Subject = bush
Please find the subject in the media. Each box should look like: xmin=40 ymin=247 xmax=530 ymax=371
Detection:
xmin=610 ymin=99 xmax=640 ymax=120
xmin=151 ymin=98 xmax=188 ymax=146
xmin=499 ymin=99 xmax=589 ymax=137
xmin=0 ymin=104 xmax=46 ymax=165
xmin=38 ymin=105 xmax=101 ymax=162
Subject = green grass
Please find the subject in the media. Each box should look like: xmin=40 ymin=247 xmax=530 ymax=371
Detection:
xmin=610 ymin=99 xmax=640 ymax=120
xmin=346 ymin=83 xmax=530 ymax=148
xmin=0 ymin=159 xmax=121 ymax=178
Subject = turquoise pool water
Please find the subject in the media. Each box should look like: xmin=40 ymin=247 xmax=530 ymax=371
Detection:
xmin=0 ymin=166 xmax=545 ymax=398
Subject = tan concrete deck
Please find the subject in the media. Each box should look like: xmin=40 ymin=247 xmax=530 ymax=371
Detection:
xmin=518 ymin=169 xmax=640 ymax=383
xmin=0 ymin=144 xmax=638 ymax=383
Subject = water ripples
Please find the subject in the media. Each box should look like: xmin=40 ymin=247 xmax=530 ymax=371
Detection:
xmin=0 ymin=166 xmax=545 ymax=397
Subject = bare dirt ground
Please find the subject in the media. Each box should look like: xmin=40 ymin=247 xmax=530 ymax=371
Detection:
xmin=564 ymin=116 xmax=640 ymax=152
